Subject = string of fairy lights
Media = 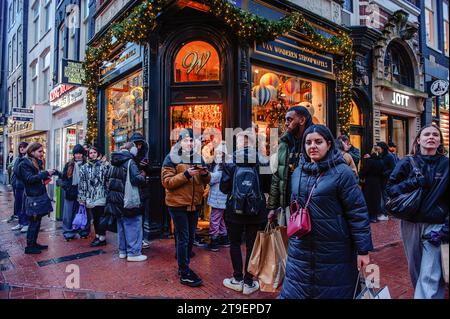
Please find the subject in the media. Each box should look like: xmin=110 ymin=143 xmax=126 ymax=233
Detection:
xmin=83 ymin=0 xmax=353 ymax=143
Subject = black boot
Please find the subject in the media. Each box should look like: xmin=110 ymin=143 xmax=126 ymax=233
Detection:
xmin=25 ymin=246 xmax=42 ymax=254
xmin=35 ymin=243 xmax=48 ymax=250
xmin=207 ymin=237 xmax=219 ymax=252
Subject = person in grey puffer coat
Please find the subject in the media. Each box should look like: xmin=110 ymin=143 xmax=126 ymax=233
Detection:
xmin=279 ymin=125 xmax=373 ymax=299
xmin=206 ymin=142 xmax=230 ymax=251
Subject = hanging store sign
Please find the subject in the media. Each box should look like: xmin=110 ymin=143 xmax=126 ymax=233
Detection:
xmin=12 ymin=108 xmax=34 ymax=122
xmin=255 ymin=39 xmax=334 ymax=74
xmin=62 ymin=59 xmax=86 ymax=86
xmin=430 ymin=80 xmax=449 ymax=96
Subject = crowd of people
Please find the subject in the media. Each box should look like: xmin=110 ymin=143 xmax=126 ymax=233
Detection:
xmin=5 ymin=104 xmax=448 ymax=299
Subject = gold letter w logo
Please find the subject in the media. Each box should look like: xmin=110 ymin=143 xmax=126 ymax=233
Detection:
xmin=182 ymin=51 xmax=211 ymax=75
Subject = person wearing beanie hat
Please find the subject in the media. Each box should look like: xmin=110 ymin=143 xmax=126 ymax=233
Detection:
xmin=60 ymin=144 xmax=87 ymax=241
xmin=9 ymin=142 xmax=29 ymax=230
xmin=78 ymin=146 xmax=110 ymax=246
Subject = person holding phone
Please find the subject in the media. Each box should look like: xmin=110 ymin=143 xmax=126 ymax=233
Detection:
xmin=16 ymin=143 xmax=56 ymax=254
xmin=161 ymin=128 xmax=211 ymax=287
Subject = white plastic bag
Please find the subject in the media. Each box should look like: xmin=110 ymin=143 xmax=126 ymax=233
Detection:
xmin=124 ymin=160 xmax=141 ymax=209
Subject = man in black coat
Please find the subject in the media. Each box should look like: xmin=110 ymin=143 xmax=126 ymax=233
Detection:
xmin=129 ymin=132 xmax=152 ymax=248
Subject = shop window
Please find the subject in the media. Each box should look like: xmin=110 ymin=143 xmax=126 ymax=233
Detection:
xmin=106 ymin=71 xmax=144 ymax=154
xmin=425 ymin=0 xmax=438 ymax=49
xmin=170 ymin=104 xmax=222 ymax=147
xmin=350 ymin=100 xmax=363 ymax=154
xmin=380 ymin=114 xmax=408 ymax=158
xmin=251 ymin=66 xmax=327 ymax=152
xmin=174 ymin=41 xmax=220 ymax=82
xmin=384 ymin=42 xmax=414 ymax=88
xmin=444 ymin=1 xmax=449 ymax=56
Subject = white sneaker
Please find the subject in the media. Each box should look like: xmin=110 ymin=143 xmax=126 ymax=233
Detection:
xmin=127 ymin=255 xmax=148 ymax=262
xmin=243 ymin=281 xmax=260 ymax=295
xmin=377 ymin=215 xmax=389 ymax=221
xmin=20 ymin=225 xmax=29 ymax=233
xmin=142 ymin=240 xmax=151 ymax=249
xmin=119 ymin=253 xmax=127 ymax=259
xmin=11 ymin=224 xmax=23 ymax=231
xmin=223 ymin=277 xmax=244 ymax=292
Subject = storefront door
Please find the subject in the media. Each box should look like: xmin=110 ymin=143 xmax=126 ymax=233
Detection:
xmin=380 ymin=114 xmax=409 ymax=157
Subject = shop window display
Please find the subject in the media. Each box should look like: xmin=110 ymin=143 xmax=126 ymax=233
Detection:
xmin=251 ymin=66 xmax=327 ymax=153
xmin=106 ymin=71 xmax=144 ymax=154
xmin=170 ymin=104 xmax=223 ymax=146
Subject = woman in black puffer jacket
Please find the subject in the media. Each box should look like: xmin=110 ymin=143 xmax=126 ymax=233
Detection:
xmin=105 ymin=142 xmax=148 ymax=262
xmin=279 ymin=125 xmax=373 ymax=299
xmin=387 ymin=124 xmax=448 ymax=299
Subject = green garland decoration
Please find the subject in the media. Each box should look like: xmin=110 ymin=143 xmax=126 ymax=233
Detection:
xmin=83 ymin=0 xmax=353 ymax=143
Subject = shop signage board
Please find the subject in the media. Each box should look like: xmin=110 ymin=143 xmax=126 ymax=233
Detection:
xmin=12 ymin=108 xmax=34 ymax=122
xmin=62 ymin=59 xmax=86 ymax=86
xmin=255 ymin=39 xmax=334 ymax=74
xmin=430 ymin=80 xmax=449 ymax=96
xmin=50 ymin=84 xmax=74 ymax=102
xmin=51 ymin=88 xmax=84 ymax=111
xmin=99 ymin=44 xmax=141 ymax=83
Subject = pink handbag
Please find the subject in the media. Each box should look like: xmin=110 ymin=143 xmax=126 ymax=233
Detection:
xmin=287 ymin=174 xmax=323 ymax=238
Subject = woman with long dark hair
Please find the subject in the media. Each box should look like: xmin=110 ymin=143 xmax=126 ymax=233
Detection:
xmin=387 ymin=124 xmax=448 ymax=299
xmin=279 ymin=125 xmax=373 ymax=299
xmin=16 ymin=143 xmax=56 ymax=254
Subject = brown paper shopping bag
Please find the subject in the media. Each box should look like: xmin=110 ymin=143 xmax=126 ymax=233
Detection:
xmin=253 ymin=224 xmax=288 ymax=292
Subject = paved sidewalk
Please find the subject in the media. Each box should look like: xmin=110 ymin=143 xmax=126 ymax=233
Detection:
xmin=0 ymin=186 xmax=420 ymax=299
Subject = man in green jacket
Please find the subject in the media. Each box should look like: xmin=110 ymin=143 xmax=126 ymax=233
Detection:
xmin=268 ymin=105 xmax=313 ymax=225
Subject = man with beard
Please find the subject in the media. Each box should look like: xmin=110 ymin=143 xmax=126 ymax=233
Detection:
xmin=267 ymin=105 xmax=313 ymax=225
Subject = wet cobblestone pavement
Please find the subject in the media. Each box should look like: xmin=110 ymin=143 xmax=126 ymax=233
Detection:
xmin=0 ymin=186 xmax=420 ymax=299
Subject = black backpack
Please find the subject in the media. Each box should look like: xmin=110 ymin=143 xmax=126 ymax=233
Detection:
xmin=230 ymin=165 xmax=265 ymax=216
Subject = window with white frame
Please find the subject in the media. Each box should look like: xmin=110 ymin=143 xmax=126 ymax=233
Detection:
xmin=12 ymin=35 xmax=16 ymax=68
xmin=8 ymin=42 xmax=12 ymax=74
xmin=17 ymin=26 xmax=22 ymax=66
xmin=8 ymin=87 xmax=12 ymax=111
xmin=32 ymin=1 xmax=40 ymax=44
xmin=8 ymin=3 xmax=13 ymax=27
xmin=444 ymin=1 xmax=449 ymax=56
xmin=17 ymin=77 xmax=23 ymax=108
xmin=83 ymin=0 xmax=90 ymax=19
xmin=12 ymin=82 xmax=17 ymax=109
xmin=425 ymin=0 xmax=438 ymax=49
xmin=43 ymin=0 xmax=51 ymax=33
xmin=41 ymin=50 xmax=51 ymax=102
xmin=31 ymin=60 xmax=38 ymax=104
xmin=58 ymin=24 xmax=65 ymax=82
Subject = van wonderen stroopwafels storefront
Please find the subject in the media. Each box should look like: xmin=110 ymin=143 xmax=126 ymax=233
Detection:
xmin=85 ymin=0 xmax=355 ymax=239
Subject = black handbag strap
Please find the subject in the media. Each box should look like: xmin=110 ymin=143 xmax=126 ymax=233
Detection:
xmin=407 ymin=156 xmax=423 ymax=178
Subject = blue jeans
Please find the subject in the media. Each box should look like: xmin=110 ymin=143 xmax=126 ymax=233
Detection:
xmin=14 ymin=187 xmax=28 ymax=226
xmin=169 ymin=209 xmax=199 ymax=275
xmin=401 ymin=220 xmax=446 ymax=299
xmin=117 ymin=215 xmax=143 ymax=257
